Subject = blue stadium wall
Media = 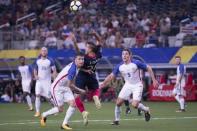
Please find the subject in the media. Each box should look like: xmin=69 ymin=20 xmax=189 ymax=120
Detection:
xmin=0 ymin=46 xmax=197 ymax=63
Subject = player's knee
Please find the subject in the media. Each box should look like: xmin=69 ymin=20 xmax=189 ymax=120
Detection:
xmin=132 ymin=102 xmax=139 ymax=108
xmin=69 ymin=100 xmax=76 ymax=107
xmin=58 ymin=106 xmax=64 ymax=112
xmin=116 ymin=99 xmax=123 ymax=106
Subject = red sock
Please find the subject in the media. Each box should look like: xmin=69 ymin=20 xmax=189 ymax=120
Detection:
xmin=75 ymin=96 xmax=85 ymax=113
xmin=92 ymin=88 xmax=100 ymax=97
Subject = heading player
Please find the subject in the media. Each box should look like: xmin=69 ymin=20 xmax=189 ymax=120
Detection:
xmin=40 ymin=52 xmax=85 ymax=130
xmin=34 ymin=47 xmax=57 ymax=117
xmin=18 ymin=56 xmax=33 ymax=111
xmin=172 ymin=56 xmax=186 ymax=112
xmin=72 ymin=31 xmax=102 ymax=125
xmin=100 ymin=48 xmax=159 ymax=125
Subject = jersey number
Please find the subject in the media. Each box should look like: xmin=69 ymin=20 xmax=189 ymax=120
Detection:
xmin=127 ymin=73 xmax=131 ymax=77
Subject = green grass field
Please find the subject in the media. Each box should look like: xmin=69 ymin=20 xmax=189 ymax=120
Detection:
xmin=0 ymin=102 xmax=197 ymax=131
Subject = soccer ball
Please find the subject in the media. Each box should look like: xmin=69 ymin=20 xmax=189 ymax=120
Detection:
xmin=70 ymin=0 xmax=82 ymax=11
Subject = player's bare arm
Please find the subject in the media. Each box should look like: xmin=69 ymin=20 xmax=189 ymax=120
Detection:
xmin=147 ymin=65 xmax=159 ymax=88
xmin=71 ymin=33 xmax=80 ymax=53
xmin=174 ymin=73 xmax=183 ymax=88
xmin=91 ymin=30 xmax=102 ymax=46
xmin=34 ymin=68 xmax=39 ymax=80
xmin=68 ymin=80 xmax=86 ymax=94
xmin=100 ymin=73 xmax=115 ymax=88
xmin=52 ymin=66 xmax=57 ymax=80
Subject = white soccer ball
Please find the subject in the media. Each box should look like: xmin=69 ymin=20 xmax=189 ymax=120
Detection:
xmin=70 ymin=0 xmax=82 ymax=11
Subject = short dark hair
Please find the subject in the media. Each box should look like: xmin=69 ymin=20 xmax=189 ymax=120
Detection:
xmin=122 ymin=48 xmax=132 ymax=55
xmin=175 ymin=56 xmax=181 ymax=59
xmin=19 ymin=56 xmax=25 ymax=59
xmin=87 ymin=41 xmax=98 ymax=53
xmin=75 ymin=52 xmax=85 ymax=58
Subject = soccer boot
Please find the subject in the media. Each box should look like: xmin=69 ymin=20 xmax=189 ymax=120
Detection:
xmin=40 ymin=117 xmax=47 ymax=127
xmin=125 ymin=107 xmax=131 ymax=115
xmin=138 ymin=109 xmax=142 ymax=116
xmin=61 ymin=124 xmax=72 ymax=130
xmin=28 ymin=106 xmax=34 ymax=111
xmin=176 ymin=109 xmax=186 ymax=112
xmin=144 ymin=108 xmax=151 ymax=122
xmin=110 ymin=121 xmax=119 ymax=125
xmin=34 ymin=112 xmax=40 ymax=117
xmin=82 ymin=111 xmax=89 ymax=126
xmin=93 ymin=96 xmax=101 ymax=109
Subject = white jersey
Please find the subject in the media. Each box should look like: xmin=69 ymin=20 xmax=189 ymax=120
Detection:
xmin=35 ymin=57 xmax=55 ymax=81
xmin=18 ymin=65 xmax=32 ymax=81
xmin=113 ymin=60 xmax=147 ymax=84
xmin=176 ymin=63 xmax=186 ymax=86
xmin=52 ymin=62 xmax=78 ymax=89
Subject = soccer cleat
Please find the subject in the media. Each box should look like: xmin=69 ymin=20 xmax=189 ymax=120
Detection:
xmin=28 ymin=107 xmax=34 ymax=111
xmin=40 ymin=117 xmax=47 ymax=127
xmin=138 ymin=109 xmax=142 ymax=116
xmin=34 ymin=112 xmax=40 ymax=117
xmin=144 ymin=108 xmax=151 ymax=122
xmin=125 ymin=107 xmax=131 ymax=115
xmin=93 ymin=96 xmax=101 ymax=109
xmin=110 ymin=121 xmax=119 ymax=125
xmin=176 ymin=109 xmax=186 ymax=112
xmin=61 ymin=124 xmax=72 ymax=130
xmin=82 ymin=111 xmax=89 ymax=126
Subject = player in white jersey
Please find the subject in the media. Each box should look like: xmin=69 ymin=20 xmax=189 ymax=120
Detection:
xmin=40 ymin=52 xmax=85 ymax=130
xmin=172 ymin=56 xmax=186 ymax=112
xmin=100 ymin=48 xmax=159 ymax=125
xmin=18 ymin=56 xmax=33 ymax=111
xmin=34 ymin=47 xmax=57 ymax=117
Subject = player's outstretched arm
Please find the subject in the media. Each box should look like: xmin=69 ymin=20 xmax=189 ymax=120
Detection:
xmin=90 ymin=30 xmax=102 ymax=46
xmin=147 ymin=65 xmax=159 ymax=88
xmin=100 ymin=73 xmax=115 ymax=89
xmin=71 ymin=33 xmax=80 ymax=53
xmin=68 ymin=80 xmax=86 ymax=94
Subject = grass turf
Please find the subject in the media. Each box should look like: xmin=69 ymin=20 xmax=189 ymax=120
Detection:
xmin=0 ymin=102 xmax=197 ymax=131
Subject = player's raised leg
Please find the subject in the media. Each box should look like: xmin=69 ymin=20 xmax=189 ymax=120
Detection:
xmin=74 ymin=95 xmax=89 ymax=126
xmin=91 ymin=88 xmax=101 ymax=109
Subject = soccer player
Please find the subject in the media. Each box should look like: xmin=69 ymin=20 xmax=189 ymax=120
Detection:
xmin=34 ymin=47 xmax=57 ymax=117
xmin=72 ymin=31 xmax=102 ymax=125
xmin=172 ymin=56 xmax=186 ymax=112
xmin=100 ymin=48 xmax=159 ymax=125
xmin=18 ymin=56 xmax=33 ymax=111
xmin=40 ymin=52 xmax=85 ymax=130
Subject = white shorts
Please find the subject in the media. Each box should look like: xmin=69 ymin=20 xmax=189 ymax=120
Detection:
xmin=22 ymin=80 xmax=31 ymax=93
xmin=118 ymin=82 xmax=143 ymax=101
xmin=51 ymin=84 xmax=74 ymax=107
xmin=35 ymin=80 xmax=51 ymax=98
xmin=172 ymin=83 xmax=185 ymax=96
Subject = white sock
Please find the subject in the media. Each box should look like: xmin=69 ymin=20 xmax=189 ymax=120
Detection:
xmin=26 ymin=95 xmax=32 ymax=108
xmin=180 ymin=98 xmax=185 ymax=110
xmin=175 ymin=95 xmax=181 ymax=108
xmin=137 ymin=103 xmax=149 ymax=112
xmin=63 ymin=106 xmax=76 ymax=125
xmin=115 ymin=105 xmax=121 ymax=121
xmin=35 ymin=97 xmax=41 ymax=112
xmin=175 ymin=95 xmax=180 ymax=103
xmin=42 ymin=107 xmax=59 ymax=118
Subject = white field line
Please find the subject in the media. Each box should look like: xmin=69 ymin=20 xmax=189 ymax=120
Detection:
xmin=0 ymin=116 xmax=197 ymax=126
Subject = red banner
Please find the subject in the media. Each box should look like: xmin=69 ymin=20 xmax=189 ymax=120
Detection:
xmin=148 ymin=84 xmax=197 ymax=101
